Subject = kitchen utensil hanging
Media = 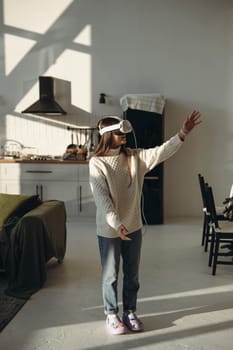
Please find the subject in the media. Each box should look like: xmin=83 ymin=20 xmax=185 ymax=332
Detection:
xmin=67 ymin=126 xmax=97 ymax=155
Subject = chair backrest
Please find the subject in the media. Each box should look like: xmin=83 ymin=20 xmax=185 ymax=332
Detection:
xmin=205 ymin=185 xmax=220 ymax=228
xmin=198 ymin=174 xmax=208 ymax=209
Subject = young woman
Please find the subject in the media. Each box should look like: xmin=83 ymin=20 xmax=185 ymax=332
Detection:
xmin=89 ymin=111 xmax=201 ymax=335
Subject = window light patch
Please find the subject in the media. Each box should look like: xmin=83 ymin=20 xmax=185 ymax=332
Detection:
xmin=4 ymin=34 xmax=36 ymax=75
xmin=73 ymin=25 xmax=92 ymax=46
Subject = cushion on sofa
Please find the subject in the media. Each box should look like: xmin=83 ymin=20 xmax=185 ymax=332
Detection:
xmin=0 ymin=193 xmax=41 ymax=228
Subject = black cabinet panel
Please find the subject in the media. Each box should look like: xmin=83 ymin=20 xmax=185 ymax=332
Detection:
xmin=125 ymin=108 xmax=164 ymax=224
xmin=126 ymin=108 xmax=163 ymax=148
xmin=142 ymin=179 xmax=163 ymax=224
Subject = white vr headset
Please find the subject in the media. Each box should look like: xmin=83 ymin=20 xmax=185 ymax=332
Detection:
xmin=99 ymin=117 xmax=133 ymax=136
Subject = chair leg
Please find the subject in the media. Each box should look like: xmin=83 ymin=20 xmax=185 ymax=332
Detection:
xmin=201 ymin=214 xmax=207 ymax=246
xmin=208 ymin=229 xmax=215 ymax=267
xmin=212 ymin=236 xmax=219 ymax=275
xmin=204 ymin=223 xmax=210 ymax=252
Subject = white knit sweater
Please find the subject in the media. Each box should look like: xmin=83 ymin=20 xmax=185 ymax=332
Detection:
xmin=89 ymin=134 xmax=183 ymax=238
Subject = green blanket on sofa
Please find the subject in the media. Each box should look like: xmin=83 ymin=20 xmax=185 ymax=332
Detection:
xmin=0 ymin=193 xmax=41 ymax=229
xmin=0 ymin=194 xmax=41 ymax=269
xmin=0 ymin=195 xmax=66 ymax=299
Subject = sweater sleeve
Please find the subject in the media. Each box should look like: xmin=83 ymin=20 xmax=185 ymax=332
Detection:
xmin=89 ymin=157 xmax=122 ymax=231
xmin=139 ymin=134 xmax=183 ymax=173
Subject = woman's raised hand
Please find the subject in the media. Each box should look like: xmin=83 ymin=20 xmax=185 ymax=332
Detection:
xmin=182 ymin=110 xmax=202 ymax=134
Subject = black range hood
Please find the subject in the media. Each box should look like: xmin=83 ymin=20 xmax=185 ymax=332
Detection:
xmin=22 ymin=76 xmax=66 ymax=115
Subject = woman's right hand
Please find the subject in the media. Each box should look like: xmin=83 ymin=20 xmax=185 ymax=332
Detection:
xmin=117 ymin=224 xmax=132 ymax=241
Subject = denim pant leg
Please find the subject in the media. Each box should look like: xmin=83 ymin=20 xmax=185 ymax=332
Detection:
xmin=121 ymin=229 xmax=142 ymax=314
xmin=98 ymin=236 xmax=121 ymax=315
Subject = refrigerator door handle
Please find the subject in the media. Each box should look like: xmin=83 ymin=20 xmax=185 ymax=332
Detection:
xmin=144 ymin=176 xmax=159 ymax=180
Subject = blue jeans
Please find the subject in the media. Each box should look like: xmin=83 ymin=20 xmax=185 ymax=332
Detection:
xmin=98 ymin=229 xmax=142 ymax=315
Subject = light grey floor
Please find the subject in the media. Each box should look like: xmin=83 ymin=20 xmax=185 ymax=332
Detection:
xmin=1 ymin=218 xmax=233 ymax=350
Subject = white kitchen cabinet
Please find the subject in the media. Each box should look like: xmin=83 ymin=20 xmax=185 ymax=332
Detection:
xmin=0 ymin=162 xmax=96 ymax=220
xmin=78 ymin=181 xmax=96 ymax=217
xmin=20 ymin=180 xmax=79 ymax=218
xmin=0 ymin=164 xmax=21 ymax=194
xmin=1 ymin=180 xmax=22 ymax=194
xmin=77 ymin=163 xmax=96 ymax=218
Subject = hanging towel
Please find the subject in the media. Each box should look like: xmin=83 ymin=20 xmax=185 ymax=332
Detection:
xmin=120 ymin=93 xmax=166 ymax=115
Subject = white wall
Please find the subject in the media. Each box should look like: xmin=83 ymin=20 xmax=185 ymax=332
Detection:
xmin=0 ymin=0 xmax=233 ymax=218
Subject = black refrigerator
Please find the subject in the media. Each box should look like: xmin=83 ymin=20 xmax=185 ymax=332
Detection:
xmin=125 ymin=108 xmax=164 ymax=224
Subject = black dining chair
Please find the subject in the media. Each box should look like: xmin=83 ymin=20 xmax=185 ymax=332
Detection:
xmin=206 ymin=185 xmax=233 ymax=275
xmin=198 ymin=174 xmax=226 ymax=252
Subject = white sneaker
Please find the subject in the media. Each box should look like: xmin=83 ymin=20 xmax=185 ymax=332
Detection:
xmin=106 ymin=314 xmax=126 ymax=335
xmin=122 ymin=312 xmax=143 ymax=332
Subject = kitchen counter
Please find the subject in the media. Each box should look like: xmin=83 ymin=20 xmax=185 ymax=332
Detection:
xmin=0 ymin=159 xmax=88 ymax=164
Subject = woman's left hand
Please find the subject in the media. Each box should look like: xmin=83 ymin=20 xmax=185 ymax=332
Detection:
xmin=117 ymin=224 xmax=132 ymax=241
xmin=182 ymin=110 xmax=202 ymax=134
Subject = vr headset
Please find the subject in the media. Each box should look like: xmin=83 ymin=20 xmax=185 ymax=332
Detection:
xmin=99 ymin=117 xmax=133 ymax=136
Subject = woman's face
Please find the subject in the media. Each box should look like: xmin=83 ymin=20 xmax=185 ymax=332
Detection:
xmin=111 ymin=131 xmax=127 ymax=148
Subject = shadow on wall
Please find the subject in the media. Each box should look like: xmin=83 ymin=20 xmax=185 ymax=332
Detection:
xmin=1 ymin=0 xmax=98 ymax=126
